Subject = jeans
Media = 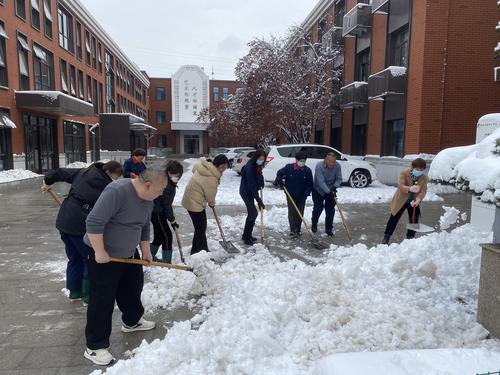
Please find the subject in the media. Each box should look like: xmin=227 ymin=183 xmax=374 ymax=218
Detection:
xmin=241 ymin=194 xmax=258 ymax=240
xmin=60 ymin=232 xmax=88 ymax=292
xmin=188 ymin=210 xmax=208 ymax=254
xmin=151 ymin=213 xmax=173 ymax=251
xmin=311 ymin=189 xmax=336 ymax=232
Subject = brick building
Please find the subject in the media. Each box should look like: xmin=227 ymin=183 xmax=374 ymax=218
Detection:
xmin=0 ymin=0 xmax=149 ymax=173
xmin=149 ymin=68 xmax=239 ymax=155
xmin=292 ymin=0 xmax=500 ymax=157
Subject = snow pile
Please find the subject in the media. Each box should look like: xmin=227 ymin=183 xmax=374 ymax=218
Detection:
xmin=0 ymin=169 xmax=41 ymax=184
xmin=94 ymin=225 xmax=497 ymax=375
xmin=175 ymin=159 xmax=444 ymax=206
xmin=429 ymin=126 xmax=500 ymax=206
xmin=403 ymin=153 xmax=435 ymax=160
xmin=65 ymin=161 xmax=89 ymax=168
xmin=312 ymin=348 xmax=500 ymax=375
xmin=439 ymin=206 xmax=461 ymax=230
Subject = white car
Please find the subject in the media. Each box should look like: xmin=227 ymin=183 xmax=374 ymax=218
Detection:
xmin=263 ymin=144 xmax=377 ymax=188
xmin=232 ymin=149 xmax=256 ymax=174
xmin=221 ymin=147 xmax=255 ymax=168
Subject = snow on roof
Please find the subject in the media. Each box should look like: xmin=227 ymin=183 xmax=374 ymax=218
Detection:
xmin=15 ymin=90 xmax=94 ymax=108
xmin=429 ymin=126 xmax=500 ymax=206
xmin=478 ymin=113 xmax=500 ymax=124
xmin=89 ymin=123 xmax=99 ymax=133
xmin=341 ymin=81 xmax=368 ymax=90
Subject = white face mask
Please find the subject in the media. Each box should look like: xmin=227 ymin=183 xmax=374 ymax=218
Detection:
xmin=170 ymin=176 xmax=180 ymax=183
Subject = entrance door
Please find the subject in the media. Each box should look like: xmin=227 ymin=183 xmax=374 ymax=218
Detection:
xmin=184 ymin=135 xmax=200 ymax=154
xmin=64 ymin=121 xmax=86 ymax=164
xmin=24 ymin=114 xmax=58 ymax=173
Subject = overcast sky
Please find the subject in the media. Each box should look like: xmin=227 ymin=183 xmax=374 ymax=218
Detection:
xmin=80 ymin=0 xmax=318 ymax=80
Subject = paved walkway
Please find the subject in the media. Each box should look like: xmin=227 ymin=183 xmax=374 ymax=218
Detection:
xmin=0 ymin=176 xmax=472 ymax=374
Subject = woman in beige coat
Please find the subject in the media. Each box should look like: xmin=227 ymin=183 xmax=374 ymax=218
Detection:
xmin=382 ymin=158 xmax=428 ymax=244
xmin=182 ymin=155 xmax=228 ymax=254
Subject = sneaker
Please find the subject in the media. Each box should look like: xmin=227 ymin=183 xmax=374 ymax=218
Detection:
xmin=243 ymin=237 xmax=256 ymax=246
xmin=69 ymin=289 xmax=83 ymax=301
xmin=121 ymin=318 xmax=156 ymax=333
xmin=311 ymin=225 xmax=317 ymax=233
xmin=84 ymin=348 xmax=115 ymax=366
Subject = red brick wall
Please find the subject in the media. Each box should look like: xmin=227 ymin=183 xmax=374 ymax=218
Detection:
xmin=149 ymin=78 xmax=174 ymax=149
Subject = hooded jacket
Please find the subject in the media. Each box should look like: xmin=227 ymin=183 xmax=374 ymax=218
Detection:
xmin=181 ymin=158 xmax=221 ymax=212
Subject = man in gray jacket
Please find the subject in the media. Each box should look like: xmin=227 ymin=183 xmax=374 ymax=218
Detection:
xmin=83 ymin=168 xmax=168 ymax=366
xmin=311 ymin=152 xmax=342 ymax=237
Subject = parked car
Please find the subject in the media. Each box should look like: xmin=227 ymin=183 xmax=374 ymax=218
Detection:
xmin=263 ymin=144 xmax=377 ymax=188
xmin=221 ymin=147 xmax=255 ymax=168
xmin=232 ymin=150 xmax=256 ymax=174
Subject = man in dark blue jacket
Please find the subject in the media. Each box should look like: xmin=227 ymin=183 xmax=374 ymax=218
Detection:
xmin=239 ymin=150 xmax=266 ymax=245
xmin=123 ymin=148 xmax=147 ymax=178
xmin=275 ymin=151 xmax=313 ymax=237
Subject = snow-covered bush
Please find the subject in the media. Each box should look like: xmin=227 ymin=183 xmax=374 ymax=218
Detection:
xmin=429 ymin=127 xmax=500 ymax=207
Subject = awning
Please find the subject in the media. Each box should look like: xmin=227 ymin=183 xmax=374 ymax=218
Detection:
xmin=130 ymin=122 xmax=157 ymax=133
xmin=15 ymin=91 xmax=94 ymax=116
xmin=0 ymin=113 xmax=16 ymax=129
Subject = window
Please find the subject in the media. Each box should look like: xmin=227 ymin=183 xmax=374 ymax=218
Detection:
xmin=43 ymin=0 xmax=52 ymax=39
xmin=355 ymin=48 xmax=370 ymax=82
xmin=0 ymin=21 xmax=8 ymax=87
xmin=156 ymin=87 xmax=166 ymax=101
xmin=84 ymin=31 xmax=90 ymax=65
xmin=63 ymin=121 xmax=85 ymax=164
xmin=98 ymin=82 xmax=103 ymax=114
xmin=69 ymin=65 xmax=76 ymax=96
xmin=157 ymin=135 xmax=167 ymax=148
xmin=33 ymin=43 xmax=54 ymax=90
xmin=93 ymin=78 xmax=98 ymax=114
xmin=86 ymin=75 xmax=92 ymax=102
xmin=277 ymin=146 xmax=302 ymax=158
xmin=222 ymin=87 xmax=229 ymax=101
xmin=31 ymin=0 xmax=41 ymax=30
xmin=17 ymin=33 xmax=30 ymax=90
xmin=77 ymin=70 xmax=84 ymax=99
xmin=391 ymin=27 xmax=409 ymax=67
xmin=213 ymin=87 xmax=219 ymax=101
xmin=105 ymin=50 xmax=115 ymax=112
xmin=75 ymin=22 xmax=82 ymax=59
xmin=156 ymin=111 xmax=167 ymax=124
xmin=60 ymin=59 xmax=68 ymax=93
xmin=351 ymin=124 xmax=367 ymax=156
xmin=97 ymin=42 xmax=102 ymax=74
xmin=57 ymin=5 xmax=73 ymax=52
xmin=383 ymin=119 xmax=405 ymax=157
xmin=91 ymin=36 xmax=96 ymax=69
xmin=16 ymin=0 xmax=27 ymax=20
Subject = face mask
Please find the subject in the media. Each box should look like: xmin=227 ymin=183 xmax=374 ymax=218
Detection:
xmin=297 ymin=161 xmax=306 ymax=168
xmin=411 ymin=169 xmax=424 ymax=178
xmin=256 ymin=160 xmax=265 ymax=166
xmin=170 ymin=176 xmax=180 ymax=183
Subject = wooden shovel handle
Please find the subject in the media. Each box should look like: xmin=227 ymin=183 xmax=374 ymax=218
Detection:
xmin=109 ymin=257 xmax=192 ymax=272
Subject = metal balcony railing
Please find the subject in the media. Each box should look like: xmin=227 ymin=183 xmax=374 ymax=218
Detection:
xmin=340 ymin=81 xmax=368 ymax=108
xmin=371 ymin=0 xmax=389 ymax=13
xmin=342 ymin=4 xmax=372 ymax=37
xmin=368 ymin=66 xmax=407 ymax=100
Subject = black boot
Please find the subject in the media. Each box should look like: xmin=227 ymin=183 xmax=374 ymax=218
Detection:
xmin=242 ymin=237 xmax=256 ymax=246
xmin=382 ymin=234 xmax=390 ymax=245
xmin=406 ymin=231 xmax=416 ymax=240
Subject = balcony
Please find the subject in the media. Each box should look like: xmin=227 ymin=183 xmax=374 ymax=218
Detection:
xmin=368 ymin=66 xmax=407 ymax=100
xmin=321 ymin=26 xmax=343 ymax=53
xmin=342 ymin=4 xmax=372 ymax=37
xmin=340 ymin=81 xmax=368 ymax=108
xmin=371 ymin=0 xmax=389 ymax=13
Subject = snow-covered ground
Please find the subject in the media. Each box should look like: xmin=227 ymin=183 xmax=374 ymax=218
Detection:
xmin=429 ymin=126 xmax=500 ymax=206
xmin=92 ymin=223 xmax=500 ymax=375
xmin=174 ymin=158 xmax=446 ymax=207
xmin=0 ymin=169 xmax=40 ymax=184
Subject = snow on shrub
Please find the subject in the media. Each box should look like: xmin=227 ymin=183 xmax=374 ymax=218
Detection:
xmin=429 ymin=127 xmax=500 ymax=207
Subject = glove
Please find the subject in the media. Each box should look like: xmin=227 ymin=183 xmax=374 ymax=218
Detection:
xmin=41 ymin=182 xmax=52 ymax=193
xmin=257 ymin=198 xmax=265 ymax=210
xmin=330 ymin=187 xmax=337 ymax=196
xmin=409 ymin=185 xmax=420 ymax=193
xmin=170 ymin=221 xmax=179 ymax=230
xmin=410 ymin=198 xmax=421 ymax=208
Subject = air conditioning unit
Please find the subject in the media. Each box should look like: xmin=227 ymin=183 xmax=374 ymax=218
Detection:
xmin=495 ymin=66 xmax=500 ymax=82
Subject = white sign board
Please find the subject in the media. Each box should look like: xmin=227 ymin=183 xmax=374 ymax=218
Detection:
xmin=476 ymin=113 xmax=500 ymax=143
xmin=172 ymin=65 xmax=209 ymax=124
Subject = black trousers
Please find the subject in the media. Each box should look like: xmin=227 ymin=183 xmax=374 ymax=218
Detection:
xmin=151 ymin=212 xmax=173 ymax=251
xmin=311 ymin=189 xmax=336 ymax=232
xmin=287 ymin=195 xmax=306 ymax=234
xmin=384 ymin=202 xmax=421 ymax=238
xmin=241 ymin=194 xmax=258 ymax=240
xmin=85 ymin=246 xmax=144 ymax=350
xmin=188 ymin=210 xmax=208 ymax=254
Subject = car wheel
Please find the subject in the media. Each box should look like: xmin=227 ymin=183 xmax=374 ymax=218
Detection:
xmin=349 ymin=170 xmax=370 ymax=188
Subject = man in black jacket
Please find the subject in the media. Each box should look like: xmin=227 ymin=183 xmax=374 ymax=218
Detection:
xmin=43 ymin=161 xmax=122 ymax=303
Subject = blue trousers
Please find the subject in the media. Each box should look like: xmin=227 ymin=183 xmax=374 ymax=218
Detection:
xmin=60 ymin=232 xmax=88 ymax=291
xmin=311 ymin=189 xmax=336 ymax=232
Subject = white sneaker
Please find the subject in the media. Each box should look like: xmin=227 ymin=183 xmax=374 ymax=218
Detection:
xmin=84 ymin=347 xmax=116 ymax=366
xmin=121 ymin=318 xmax=156 ymax=333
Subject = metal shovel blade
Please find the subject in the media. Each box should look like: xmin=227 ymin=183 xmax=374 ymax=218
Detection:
xmin=219 ymin=240 xmax=240 ymax=254
xmin=311 ymin=237 xmax=330 ymax=250
xmin=407 ymin=223 xmax=435 ymax=233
